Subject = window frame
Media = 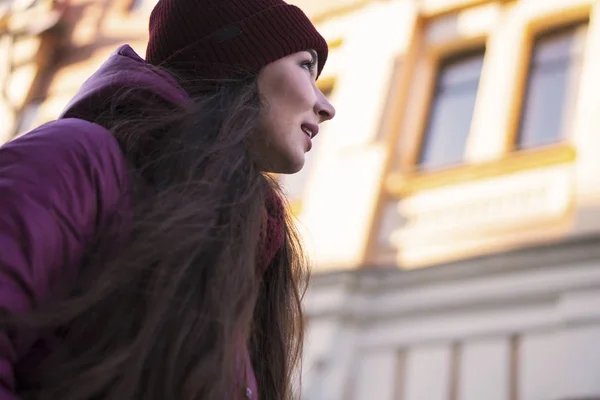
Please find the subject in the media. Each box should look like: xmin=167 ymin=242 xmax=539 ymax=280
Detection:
xmin=392 ymin=12 xmax=490 ymax=175
xmin=416 ymin=47 xmax=487 ymax=171
xmin=505 ymin=5 xmax=592 ymax=152
xmin=512 ymin=20 xmax=589 ymax=151
xmin=367 ymin=12 xmax=490 ymax=265
xmin=369 ymin=2 xmax=591 ymax=267
xmin=517 ymin=22 xmax=587 ymax=149
xmin=385 ymin=5 xmax=592 ymax=199
xmin=419 ymin=0 xmax=513 ymax=18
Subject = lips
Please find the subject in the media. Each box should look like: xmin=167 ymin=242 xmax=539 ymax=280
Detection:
xmin=301 ymin=126 xmax=312 ymax=138
xmin=301 ymin=123 xmax=319 ymax=139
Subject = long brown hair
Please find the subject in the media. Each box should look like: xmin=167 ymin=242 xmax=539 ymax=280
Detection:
xmin=12 ymin=70 xmax=309 ymax=399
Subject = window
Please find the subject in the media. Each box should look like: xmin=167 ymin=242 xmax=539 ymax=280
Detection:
xmin=129 ymin=0 xmax=157 ymax=12
xmin=418 ymin=49 xmax=485 ymax=170
xmin=516 ymin=22 xmax=588 ymax=149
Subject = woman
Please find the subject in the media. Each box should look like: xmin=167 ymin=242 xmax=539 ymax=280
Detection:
xmin=0 ymin=0 xmax=335 ymax=398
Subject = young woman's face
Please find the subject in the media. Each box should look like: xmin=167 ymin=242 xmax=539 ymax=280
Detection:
xmin=254 ymin=50 xmax=335 ymax=174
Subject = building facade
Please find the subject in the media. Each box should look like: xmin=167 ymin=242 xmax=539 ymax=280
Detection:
xmin=2 ymin=0 xmax=600 ymax=399
xmin=0 ymin=0 xmax=152 ymax=142
xmin=295 ymin=1 xmax=600 ymax=399
xmin=0 ymin=0 xmax=64 ymax=142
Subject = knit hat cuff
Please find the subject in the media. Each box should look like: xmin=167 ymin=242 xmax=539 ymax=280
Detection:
xmin=152 ymin=4 xmax=328 ymax=79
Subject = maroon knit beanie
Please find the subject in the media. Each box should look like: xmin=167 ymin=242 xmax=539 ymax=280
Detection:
xmin=146 ymin=0 xmax=328 ymax=79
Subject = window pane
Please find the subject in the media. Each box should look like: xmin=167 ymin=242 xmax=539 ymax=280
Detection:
xmin=419 ymin=51 xmax=485 ymax=170
xmin=440 ymin=56 xmax=484 ymax=87
xmin=517 ymin=22 xmax=588 ymax=149
xmin=533 ymin=24 xmax=587 ymax=64
xmin=533 ymin=32 xmax=575 ymax=64
xmin=518 ymin=65 xmax=569 ymax=148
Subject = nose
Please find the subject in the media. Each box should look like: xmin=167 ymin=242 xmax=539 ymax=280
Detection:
xmin=315 ymin=92 xmax=336 ymax=123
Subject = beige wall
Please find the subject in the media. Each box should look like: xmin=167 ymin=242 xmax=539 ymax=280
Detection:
xmin=293 ymin=0 xmax=418 ymax=271
xmin=292 ymin=0 xmax=600 ymax=272
xmin=298 ymin=1 xmax=600 ymax=399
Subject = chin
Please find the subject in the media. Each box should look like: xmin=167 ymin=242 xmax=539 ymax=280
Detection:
xmin=274 ymin=164 xmax=303 ymax=175
xmin=273 ymin=157 xmax=305 ymax=175
xmin=258 ymin=146 xmax=306 ymax=174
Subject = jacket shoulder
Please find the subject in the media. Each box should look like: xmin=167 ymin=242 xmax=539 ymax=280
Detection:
xmin=0 ymin=118 xmax=130 ymax=246
xmin=0 ymin=119 xmax=130 ymax=395
xmin=1 ymin=118 xmax=129 ymax=198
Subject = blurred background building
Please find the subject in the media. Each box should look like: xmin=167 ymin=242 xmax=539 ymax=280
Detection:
xmin=2 ymin=0 xmax=600 ymax=399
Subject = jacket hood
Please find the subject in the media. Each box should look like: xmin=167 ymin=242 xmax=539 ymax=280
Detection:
xmin=60 ymin=45 xmax=190 ymax=120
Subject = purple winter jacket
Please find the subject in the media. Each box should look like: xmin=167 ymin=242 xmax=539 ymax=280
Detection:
xmin=0 ymin=45 xmax=258 ymax=399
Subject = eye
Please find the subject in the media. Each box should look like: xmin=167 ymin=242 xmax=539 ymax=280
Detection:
xmin=300 ymin=55 xmax=317 ymax=75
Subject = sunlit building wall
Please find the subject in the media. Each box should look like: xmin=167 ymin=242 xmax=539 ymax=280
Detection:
xmin=0 ymin=0 xmax=64 ymax=142
xmin=0 ymin=0 xmax=153 ymax=142
xmin=290 ymin=1 xmax=600 ymax=399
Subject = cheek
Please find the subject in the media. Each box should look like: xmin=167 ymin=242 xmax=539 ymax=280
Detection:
xmin=264 ymin=72 xmax=315 ymax=113
xmin=260 ymin=100 xmax=295 ymax=141
xmin=255 ymin=109 xmax=290 ymax=156
xmin=261 ymin=105 xmax=286 ymax=138
xmin=258 ymin=69 xmax=315 ymax=144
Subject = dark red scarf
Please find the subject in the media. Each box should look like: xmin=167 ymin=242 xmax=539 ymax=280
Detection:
xmin=257 ymin=187 xmax=285 ymax=271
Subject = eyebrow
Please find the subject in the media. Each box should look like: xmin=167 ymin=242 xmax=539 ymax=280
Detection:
xmin=307 ymin=49 xmax=318 ymax=63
